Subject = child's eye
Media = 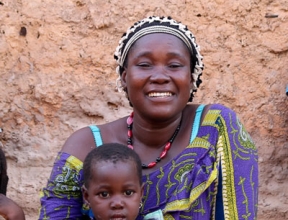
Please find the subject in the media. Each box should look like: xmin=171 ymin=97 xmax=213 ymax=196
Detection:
xmin=124 ymin=190 xmax=134 ymax=196
xmin=98 ymin=192 xmax=109 ymax=198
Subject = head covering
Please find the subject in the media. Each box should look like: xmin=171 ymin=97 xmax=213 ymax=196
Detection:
xmin=114 ymin=16 xmax=204 ymax=95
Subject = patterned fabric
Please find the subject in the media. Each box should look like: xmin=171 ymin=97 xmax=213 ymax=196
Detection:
xmin=39 ymin=153 xmax=84 ymax=219
xmin=38 ymin=104 xmax=258 ymax=220
xmin=138 ymin=104 xmax=258 ymax=219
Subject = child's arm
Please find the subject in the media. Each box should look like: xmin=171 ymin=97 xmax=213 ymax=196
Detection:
xmin=0 ymin=194 xmax=25 ymax=220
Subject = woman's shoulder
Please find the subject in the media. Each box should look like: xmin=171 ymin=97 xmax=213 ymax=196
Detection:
xmin=97 ymin=117 xmax=128 ymax=144
xmin=61 ymin=117 xmax=127 ymax=161
xmin=61 ymin=126 xmax=96 ymax=161
xmin=207 ymin=103 xmax=237 ymax=117
xmin=201 ymin=103 xmax=239 ymax=126
xmin=185 ymin=103 xmax=238 ymax=124
xmin=185 ymin=103 xmax=235 ymax=117
xmin=207 ymin=103 xmax=235 ymax=112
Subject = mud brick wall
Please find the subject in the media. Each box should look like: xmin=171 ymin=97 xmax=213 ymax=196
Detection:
xmin=0 ymin=0 xmax=287 ymax=219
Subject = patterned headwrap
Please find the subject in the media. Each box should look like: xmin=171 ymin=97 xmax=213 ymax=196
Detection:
xmin=114 ymin=16 xmax=204 ymax=101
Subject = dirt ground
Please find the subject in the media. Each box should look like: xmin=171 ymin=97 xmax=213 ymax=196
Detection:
xmin=0 ymin=0 xmax=288 ymax=219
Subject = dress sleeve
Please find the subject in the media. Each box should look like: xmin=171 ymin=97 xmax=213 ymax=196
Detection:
xmin=38 ymin=152 xmax=85 ymax=220
xmin=215 ymin=104 xmax=258 ymax=219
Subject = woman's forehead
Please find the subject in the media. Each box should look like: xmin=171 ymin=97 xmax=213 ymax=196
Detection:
xmin=134 ymin=33 xmax=186 ymax=44
xmin=129 ymin=33 xmax=190 ymax=54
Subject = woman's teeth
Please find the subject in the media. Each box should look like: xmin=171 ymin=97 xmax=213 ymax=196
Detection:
xmin=148 ymin=92 xmax=172 ymax=97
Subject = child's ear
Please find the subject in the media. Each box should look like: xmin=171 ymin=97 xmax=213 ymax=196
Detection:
xmin=82 ymin=185 xmax=89 ymax=204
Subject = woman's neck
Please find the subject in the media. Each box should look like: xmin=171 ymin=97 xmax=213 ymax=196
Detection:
xmin=130 ymin=111 xmax=183 ymax=149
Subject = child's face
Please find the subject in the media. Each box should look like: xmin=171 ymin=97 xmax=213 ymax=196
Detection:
xmin=82 ymin=160 xmax=143 ymax=220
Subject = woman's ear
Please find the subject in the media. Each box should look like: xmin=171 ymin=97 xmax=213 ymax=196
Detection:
xmin=190 ymin=76 xmax=194 ymax=91
xmin=190 ymin=72 xmax=196 ymax=89
xmin=120 ymin=69 xmax=127 ymax=89
xmin=190 ymin=72 xmax=194 ymax=83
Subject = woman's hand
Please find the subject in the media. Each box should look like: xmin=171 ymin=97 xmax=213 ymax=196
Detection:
xmin=0 ymin=194 xmax=25 ymax=220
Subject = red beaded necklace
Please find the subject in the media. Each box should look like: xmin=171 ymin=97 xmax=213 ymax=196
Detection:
xmin=126 ymin=112 xmax=182 ymax=169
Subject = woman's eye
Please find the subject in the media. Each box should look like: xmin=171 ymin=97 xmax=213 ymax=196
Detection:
xmin=169 ymin=63 xmax=182 ymax=68
xmin=99 ymin=192 xmax=109 ymax=198
xmin=124 ymin=190 xmax=134 ymax=196
xmin=137 ymin=63 xmax=151 ymax=67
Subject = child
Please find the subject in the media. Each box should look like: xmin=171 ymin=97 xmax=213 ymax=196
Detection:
xmin=0 ymin=148 xmax=25 ymax=220
xmin=82 ymin=143 xmax=144 ymax=220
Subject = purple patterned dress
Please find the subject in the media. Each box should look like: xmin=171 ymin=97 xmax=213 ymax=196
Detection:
xmin=39 ymin=104 xmax=258 ymax=219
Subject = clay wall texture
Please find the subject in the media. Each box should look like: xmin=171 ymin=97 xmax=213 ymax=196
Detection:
xmin=0 ymin=0 xmax=287 ymax=219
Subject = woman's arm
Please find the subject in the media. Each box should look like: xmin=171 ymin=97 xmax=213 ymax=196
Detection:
xmin=38 ymin=127 xmax=96 ymax=219
xmin=38 ymin=152 xmax=84 ymax=219
xmin=216 ymin=104 xmax=258 ymax=219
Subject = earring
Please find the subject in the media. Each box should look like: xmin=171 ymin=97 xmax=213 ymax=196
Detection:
xmin=188 ymin=89 xmax=194 ymax=102
xmin=116 ymin=76 xmax=124 ymax=92
xmin=83 ymin=201 xmax=90 ymax=209
xmin=123 ymin=87 xmax=128 ymax=98
xmin=139 ymin=202 xmax=143 ymax=209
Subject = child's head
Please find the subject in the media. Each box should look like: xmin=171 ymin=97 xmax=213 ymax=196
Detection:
xmin=82 ymin=143 xmax=143 ymax=220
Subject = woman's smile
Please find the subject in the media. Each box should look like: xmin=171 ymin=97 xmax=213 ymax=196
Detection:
xmin=148 ymin=92 xmax=173 ymax=97
xmin=122 ymin=33 xmax=192 ymax=118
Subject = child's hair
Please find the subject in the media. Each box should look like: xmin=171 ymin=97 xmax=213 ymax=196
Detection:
xmin=83 ymin=143 xmax=142 ymax=188
xmin=0 ymin=148 xmax=8 ymax=195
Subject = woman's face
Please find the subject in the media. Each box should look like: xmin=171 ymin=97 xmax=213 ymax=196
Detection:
xmin=121 ymin=33 xmax=193 ymax=120
xmin=83 ymin=160 xmax=143 ymax=220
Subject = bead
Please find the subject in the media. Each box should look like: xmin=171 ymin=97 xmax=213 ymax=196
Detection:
xmin=127 ymin=116 xmax=133 ymax=125
xmin=164 ymin=142 xmax=171 ymax=151
xmin=147 ymin=162 xmax=157 ymax=168
xmin=127 ymin=145 xmax=134 ymax=149
xmin=128 ymin=130 xmax=132 ymax=137
xmin=160 ymin=150 xmax=167 ymax=159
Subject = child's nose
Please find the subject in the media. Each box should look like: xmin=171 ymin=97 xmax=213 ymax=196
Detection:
xmin=111 ymin=196 xmax=124 ymax=209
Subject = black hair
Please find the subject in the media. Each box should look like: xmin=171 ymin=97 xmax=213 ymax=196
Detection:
xmin=0 ymin=148 xmax=8 ymax=195
xmin=83 ymin=143 xmax=142 ymax=188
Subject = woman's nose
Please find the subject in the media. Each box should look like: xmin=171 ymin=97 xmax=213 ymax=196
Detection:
xmin=149 ymin=66 xmax=170 ymax=83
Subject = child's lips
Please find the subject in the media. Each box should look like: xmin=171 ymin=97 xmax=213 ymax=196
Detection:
xmin=110 ymin=214 xmax=126 ymax=220
xmin=110 ymin=218 xmax=126 ymax=220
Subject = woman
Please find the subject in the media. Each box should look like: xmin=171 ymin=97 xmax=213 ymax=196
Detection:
xmin=39 ymin=16 xmax=258 ymax=219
